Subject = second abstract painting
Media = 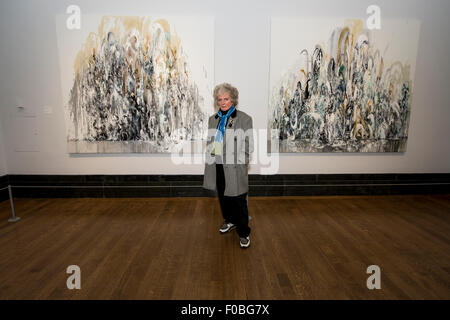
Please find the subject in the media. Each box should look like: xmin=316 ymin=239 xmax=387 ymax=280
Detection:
xmin=269 ymin=18 xmax=420 ymax=152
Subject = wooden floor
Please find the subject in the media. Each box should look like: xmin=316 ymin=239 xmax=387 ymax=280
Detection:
xmin=0 ymin=194 xmax=449 ymax=300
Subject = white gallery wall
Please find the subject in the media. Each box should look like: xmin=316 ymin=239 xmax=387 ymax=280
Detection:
xmin=0 ymin=0 xmax=449 ymax=175
xmin=0 ymin=118 xmax=6 ymax=176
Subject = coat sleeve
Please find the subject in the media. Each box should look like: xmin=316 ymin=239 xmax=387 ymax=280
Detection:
xmin=244 ymin=115 xmax=254 ymax=164
xmin=203 ymin=115 xmax=217 ymax=191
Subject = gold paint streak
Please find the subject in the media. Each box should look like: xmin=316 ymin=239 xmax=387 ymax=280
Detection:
xmin=136 ymin=59 xmax=141 ymax=82
xmin=337 ymin=27 xmax=349 ymax=66
xmin=350 ymin=20 xmax=362 ymax=62
xmin=346 ymin=19 xmax=363 ymax=66
xmin=74 ymin=32 xmax=99 ymax=74
xmin=366 ymin=99 xmax=373 ymax=114
xmin=378 ymin=57 xmax=384 ymax=79
xmin=120 ymin=16 xmax=144 ymax=34
xmin=155 ymin=19 xmax=170 ymax=34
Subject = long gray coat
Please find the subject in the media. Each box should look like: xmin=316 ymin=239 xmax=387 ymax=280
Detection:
xmin=203 ymin=109 xmax=254 ymax=196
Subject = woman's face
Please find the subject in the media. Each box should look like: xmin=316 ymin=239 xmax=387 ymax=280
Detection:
xmin=218 ymin=92 xmax=233 ymax=112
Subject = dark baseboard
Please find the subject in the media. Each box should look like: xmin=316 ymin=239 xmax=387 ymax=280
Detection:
xmin=2 ymin=173 xmax=449 ymax=199
xmin=249 ymin=173 xmax=450 ymax=196
xmin=0 ymin=175 xmax=9 ymax=202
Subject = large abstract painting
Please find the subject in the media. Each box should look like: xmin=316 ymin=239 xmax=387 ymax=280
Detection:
xmin=56 ymin=16 xmax=214 ymax=153
xmin=269 ymin=18 xmax=420 ymax=152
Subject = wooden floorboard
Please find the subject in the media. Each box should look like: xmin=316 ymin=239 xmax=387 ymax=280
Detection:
xmin=0 ymin=194 xmax=449 ymax=300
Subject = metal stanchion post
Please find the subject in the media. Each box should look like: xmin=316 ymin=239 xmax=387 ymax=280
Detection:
xmin=8 ymin=185 xmax=20 ymax=223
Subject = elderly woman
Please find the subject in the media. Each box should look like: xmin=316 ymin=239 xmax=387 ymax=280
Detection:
xmin=203 ymin=83 xmax=254 ymax=248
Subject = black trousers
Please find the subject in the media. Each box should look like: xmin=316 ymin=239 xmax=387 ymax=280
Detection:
xmin=216 ymin=164 xmax=251 ymax=238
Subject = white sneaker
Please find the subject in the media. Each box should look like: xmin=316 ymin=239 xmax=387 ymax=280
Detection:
xmin=219 ymin=222 xmax=235 ymax=233
xmin=240 ymin=236 xmax=250 ymax=248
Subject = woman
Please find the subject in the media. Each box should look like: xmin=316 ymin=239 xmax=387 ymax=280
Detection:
xmin=203 ymin=83 xmax=254 ymax=248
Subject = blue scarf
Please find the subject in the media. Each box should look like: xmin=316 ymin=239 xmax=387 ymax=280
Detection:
xmin=212 ymin=106 xmax=235 ymax=156
xmin=215 ymin=106 xmax=235 ymax=143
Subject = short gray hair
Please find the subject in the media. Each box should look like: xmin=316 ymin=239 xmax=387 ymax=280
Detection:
xmin=213 ymin=83 xmax=239 ymax=108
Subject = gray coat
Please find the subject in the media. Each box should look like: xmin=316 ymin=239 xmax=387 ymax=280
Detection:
xmin=203 ymin=109 xmax=254 ymax=196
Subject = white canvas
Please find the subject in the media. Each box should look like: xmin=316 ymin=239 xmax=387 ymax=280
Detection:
xmin=269 ymin=17 xmax=421 ymax=153
xmin=55 ymin=15 xmax=214 ymax=153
